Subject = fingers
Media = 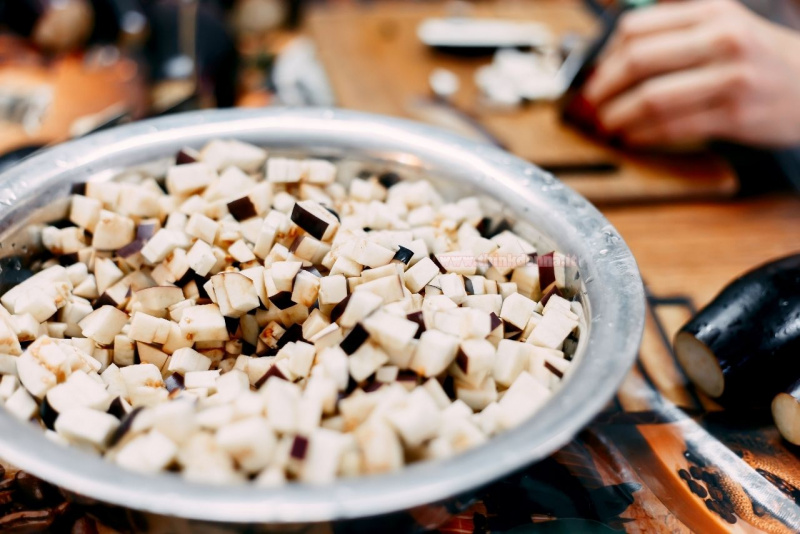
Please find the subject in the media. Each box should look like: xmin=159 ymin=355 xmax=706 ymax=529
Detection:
xmin=596 ymin=64 xmax=745 ymax=134
xmin=610 ymin=0 xmax=728 ymax=45
xmin=623 ymin=105 xmax=732 ymax=145
xmin=584 ymin=27 xmax=722 ymax=105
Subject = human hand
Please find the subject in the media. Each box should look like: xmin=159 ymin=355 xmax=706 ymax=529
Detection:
xmin=583 ymin=0 xmax=800 ymax=148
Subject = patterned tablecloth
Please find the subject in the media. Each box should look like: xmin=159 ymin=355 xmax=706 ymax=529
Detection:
xmin=1 ymin=289 xmax=799 ymax=533
xmin=438 ymin=290 xmax=800 ymax=534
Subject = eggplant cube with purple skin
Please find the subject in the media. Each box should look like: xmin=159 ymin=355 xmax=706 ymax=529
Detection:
xmin=452 ymin=339 xmax=496 ymax=386
xmin=499 ymin=292 xmax=536 ymax=331
xmin=290 ymin=200 xmax=340 ymax=242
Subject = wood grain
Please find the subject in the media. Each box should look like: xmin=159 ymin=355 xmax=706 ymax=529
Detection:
xmin=306 ymin=1 xmax=738 ymax=204
xmin=604 ymin=195 xmax=800 ymax=307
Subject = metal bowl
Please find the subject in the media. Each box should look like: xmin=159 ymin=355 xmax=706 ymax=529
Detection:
xmin=0 ymin=108 xmax=644 ymax=529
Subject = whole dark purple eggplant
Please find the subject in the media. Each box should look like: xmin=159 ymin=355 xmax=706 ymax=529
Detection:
xmin=674 ymin=253 xmax=800 ymax=408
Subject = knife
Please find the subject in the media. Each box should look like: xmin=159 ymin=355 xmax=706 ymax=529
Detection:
xmin=559 ymin=0 xmax=656 ymax=134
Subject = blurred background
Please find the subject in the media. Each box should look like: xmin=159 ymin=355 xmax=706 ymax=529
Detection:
xmin=2 ymin=0 xmax=800 ymax=200
xmin=1 ymin=3 xmax=800 ymax=533
xmin=0 ymin=0 xmax=761 ymax=202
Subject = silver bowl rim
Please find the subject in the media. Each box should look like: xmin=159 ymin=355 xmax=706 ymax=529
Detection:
xmin=0 ymin=108 xmax=644 ymax=523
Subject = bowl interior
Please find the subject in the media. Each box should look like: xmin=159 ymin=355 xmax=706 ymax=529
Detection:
xmin=0 ymin=108 xmax=644 ymax=523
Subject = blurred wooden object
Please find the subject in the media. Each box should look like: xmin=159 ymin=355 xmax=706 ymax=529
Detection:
xmin=0 ymin=36 xmax=147 ymax=155
xmin=306 ymin=1 xmax=738 ymax=204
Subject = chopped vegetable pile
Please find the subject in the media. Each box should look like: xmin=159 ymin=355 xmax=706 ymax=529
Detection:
xmin=0 ymin=140 xmax=582 ymax=485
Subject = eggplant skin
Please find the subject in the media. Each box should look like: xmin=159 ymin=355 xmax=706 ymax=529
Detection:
xmin=782 ymin=377 xmax=800 ymax=402
xmin=676 ymin=253 xmax=800 ymax=408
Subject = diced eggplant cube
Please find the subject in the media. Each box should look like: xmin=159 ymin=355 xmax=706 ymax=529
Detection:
xmin=403 ymin=257 xmax=440 ymax=294
xmin=410 ymin=330 xmax=459 ymax=377
xmin=179 ymin=304 xmax=229 ymax=342
xmin=340 ymin=324 xmax=369 ymax=356
xmin=290 ymin=200 xmax=340 ymax=241
xmin=55 ymin=408 xmax=120 ymax=448
xmin=166 ymin=162 xmax=217 ymax=196
xmin=498 ymin=371 xmax=551 ymax=429
xmin=499 ymin=292 xmax=536 ymax=330
xmin=80 ymin=306 xmax=128 ymax=345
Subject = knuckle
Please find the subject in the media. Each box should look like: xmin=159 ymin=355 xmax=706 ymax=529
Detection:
xmin=637 ymin=86 xmax=665 ymax=117
xmin=645 ymin=121 xmax=670 ymax=142
xmin=622 ymin=48 xmax=648 ymax=78
xmin=726 ymin=101 xmax=749 ymax=130
xmin=727 ymin=65 xmax=755 ymax=93
xmin=616 ymin=15 xmax=639 ymax=40
xmin=713 ymin=23 xmax=747 ymax=56
xmin=660 ymin=121 xmax=682 ymax=142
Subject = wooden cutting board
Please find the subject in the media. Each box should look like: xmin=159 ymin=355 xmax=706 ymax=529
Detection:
xmin=306 ymin=1 xmax=738 ymax=204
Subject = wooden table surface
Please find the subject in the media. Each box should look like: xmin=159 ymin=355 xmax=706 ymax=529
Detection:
xmin=307 ymin=0 xmax=738 ymax=204
xmin=605 ymin=195 xmax=800 ymax=306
